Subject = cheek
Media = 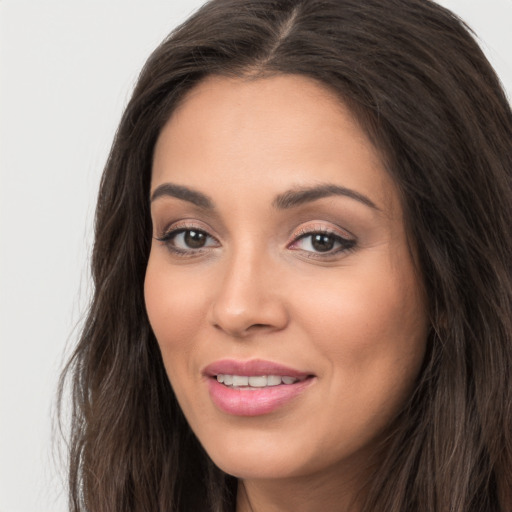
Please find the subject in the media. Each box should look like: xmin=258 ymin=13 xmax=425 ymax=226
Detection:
xmin=144 ymin=254 xmax=214 ymax=430
xmin=282 ymin=261 xmax=427 ymax=469
xmin=144 ymin=253 xmax=207 ymax=366
xmin=294 ymin=253 xmax=428 ymax=403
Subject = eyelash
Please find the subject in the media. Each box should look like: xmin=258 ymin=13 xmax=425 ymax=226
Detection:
xmin=155 ymin=224 xmax=219 ymax=257
xmin=155 ymin=224 xmax=356 ymax=259
xmin=289 ymin=227 xmax=356 ymax=258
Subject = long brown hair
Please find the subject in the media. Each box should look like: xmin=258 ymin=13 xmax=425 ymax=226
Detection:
xmin=59 ymin=0 xmax=512 ymax=510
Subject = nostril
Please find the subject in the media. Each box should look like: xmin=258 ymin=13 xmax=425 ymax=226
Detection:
xmin=209 ymin=293 xmax=289 ymax=337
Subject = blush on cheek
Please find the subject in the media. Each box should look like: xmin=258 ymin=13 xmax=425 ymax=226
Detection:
xmin=302 ymin=271 xmax=426 ymax=376
xmin=145 ymin=250 xmax=212 ymax=331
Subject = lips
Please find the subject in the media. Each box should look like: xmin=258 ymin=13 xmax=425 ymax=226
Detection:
xmin=203 ymin=359 xmax=315 ymax=416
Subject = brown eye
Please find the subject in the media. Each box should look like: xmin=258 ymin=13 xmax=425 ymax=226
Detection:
xmin=311 ymin=234 xmax=336 ymax=252
xmin=184 ymin=230 xmax=207 ymax=248
xmin=290 ymin=230 xmax=356 ymax=256
xmin=156 ymin=227 xmax=219 ymax=254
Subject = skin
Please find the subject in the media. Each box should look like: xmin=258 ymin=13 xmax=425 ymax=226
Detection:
xmin=145 ymin=74 xmax=429 ymax=512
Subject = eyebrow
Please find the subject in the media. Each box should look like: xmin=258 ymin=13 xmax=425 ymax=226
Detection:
xmin=150 ymin=183 xmax=214 ymax=209
xmin=150 ymin=182 xmax=379 ymax=211
xmin=272 ymin=184 xmax=380 ymax=211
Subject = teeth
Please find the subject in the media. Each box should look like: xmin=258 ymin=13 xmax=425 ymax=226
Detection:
xmin=232 ymin=375 xmax=249 ymax=386
xmin=216 ymin=374 xmax=300 ymax=387
xmin=248 ymin=376 xmax=267 ymax=387
xmin=267 ymin=375 xmax=281 ymax=386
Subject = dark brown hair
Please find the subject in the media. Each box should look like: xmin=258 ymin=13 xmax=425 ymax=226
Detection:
xmin=59 ymin=0 xmax=512 ymax=510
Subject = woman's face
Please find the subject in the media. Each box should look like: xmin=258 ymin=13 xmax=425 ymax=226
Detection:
xmin=145 ymin=75 xmax=428 ymax=481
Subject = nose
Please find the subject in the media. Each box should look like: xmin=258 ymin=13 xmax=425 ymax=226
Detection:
xmin=208 ymin=248 xmax=289 ymax=338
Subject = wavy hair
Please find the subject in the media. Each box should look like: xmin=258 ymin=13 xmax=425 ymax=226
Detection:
xmin=59 ymin=0 xmax=512 ymax=510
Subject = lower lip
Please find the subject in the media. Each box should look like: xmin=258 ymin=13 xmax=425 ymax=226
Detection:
xmin=207 ymin=377 xmax=314 ymax=416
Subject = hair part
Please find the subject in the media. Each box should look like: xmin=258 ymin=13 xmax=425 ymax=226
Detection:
xmin=59 ymin=0 xmax=512 ymax=510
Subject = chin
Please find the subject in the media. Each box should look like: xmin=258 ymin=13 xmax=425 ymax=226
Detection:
xmin=202 ymin=433 xmax=309 ymax=479
xmin=198 ymin=425 xmax=359 ymax=482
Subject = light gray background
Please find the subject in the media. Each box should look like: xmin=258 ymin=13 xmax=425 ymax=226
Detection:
xmin=1 ymin=1 xmax=511 ymax=511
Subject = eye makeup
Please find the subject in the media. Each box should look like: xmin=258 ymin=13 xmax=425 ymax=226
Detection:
xmin=288 ymin=225 xmax=357 ymax=259
xmin=154 ymin=218 xmax=357 ymax=261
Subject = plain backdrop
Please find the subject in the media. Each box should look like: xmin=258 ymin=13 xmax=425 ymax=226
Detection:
xmin=0 ymin=1 xmax=511 ymax=511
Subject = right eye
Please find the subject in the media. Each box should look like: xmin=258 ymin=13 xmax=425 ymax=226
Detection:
xmin=156 ymin=228 xmax=219 ymax=254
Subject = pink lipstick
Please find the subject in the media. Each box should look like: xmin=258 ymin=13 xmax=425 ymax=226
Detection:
xmin=203 ymin=359 xmax=315 ymax=416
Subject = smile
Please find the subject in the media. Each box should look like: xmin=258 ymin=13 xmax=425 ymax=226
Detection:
xmin=216 ymin=374 xmax=303 ymax=388
xmin=203 ymin=360 xmax=315 ymax=416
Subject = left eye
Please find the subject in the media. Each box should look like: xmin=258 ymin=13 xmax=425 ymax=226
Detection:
xmin=176 ymin=229 xmax=212 ymax=249
xmin=160 ymin=228 xmax=218 ymax=250
xmin=292 ymin=232 xmax=355 ymax=253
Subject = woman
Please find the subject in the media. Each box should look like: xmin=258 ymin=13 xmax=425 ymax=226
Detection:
xmin=59 ymin=0 xmax=512 ymax=510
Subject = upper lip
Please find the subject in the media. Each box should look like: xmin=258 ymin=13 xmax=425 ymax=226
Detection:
xmin=202 ymin=359 xmax=312 ymax=379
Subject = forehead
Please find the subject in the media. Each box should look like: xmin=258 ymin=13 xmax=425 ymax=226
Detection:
xmin=152 ymin=74 xmax=399 ymax=217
